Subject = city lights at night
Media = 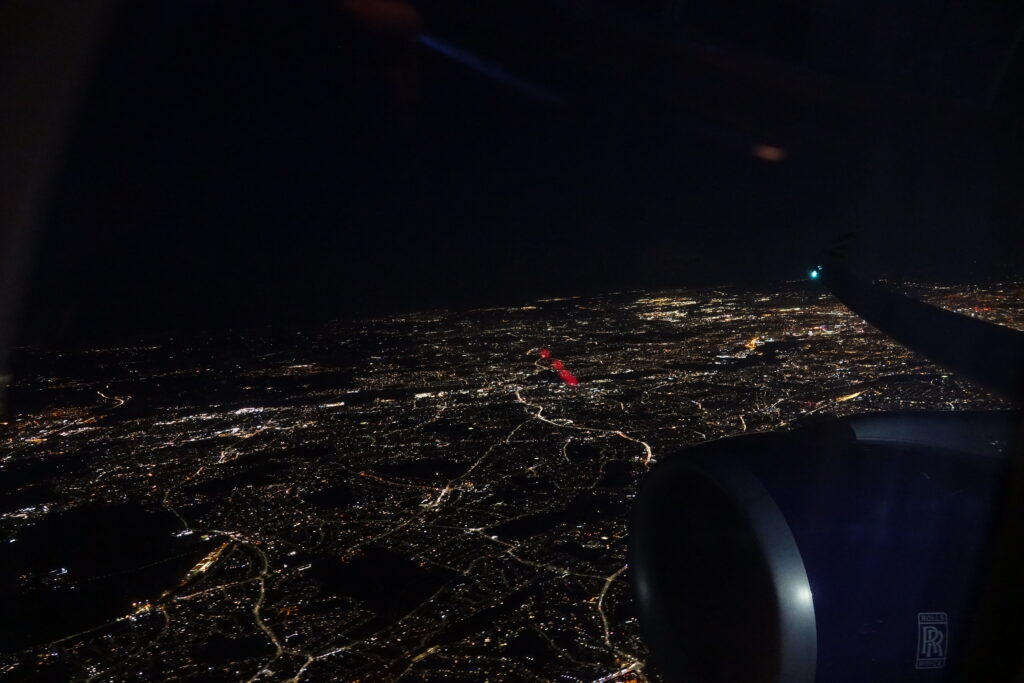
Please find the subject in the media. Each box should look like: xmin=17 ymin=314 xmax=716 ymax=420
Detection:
xmin=1 ymin=281 xmax=1020 ymax=680
xmin=3 ymin=1 xmax=1023 ymax=680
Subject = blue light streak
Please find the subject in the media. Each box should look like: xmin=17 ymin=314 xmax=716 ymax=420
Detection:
xmin=419 ymin=34 xmax=563 ymax=105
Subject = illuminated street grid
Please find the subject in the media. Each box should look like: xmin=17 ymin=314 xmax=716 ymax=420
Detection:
xmin=1 ymin=282 xmax=1020 ymax=681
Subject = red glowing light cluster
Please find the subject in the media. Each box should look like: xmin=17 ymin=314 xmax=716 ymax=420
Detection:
xmin=538 ymin=349 xmax=579 ymax=386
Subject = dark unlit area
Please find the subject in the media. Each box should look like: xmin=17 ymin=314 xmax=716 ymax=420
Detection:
xmin=18 ymin=0 xmax=1024 ymax=345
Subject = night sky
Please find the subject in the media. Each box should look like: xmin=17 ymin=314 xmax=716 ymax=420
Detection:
xmin=19 ymin=0 xmax=1024 ymax=346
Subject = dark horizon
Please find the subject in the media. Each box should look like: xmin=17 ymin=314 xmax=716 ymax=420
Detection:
xmin=16 ymin=0 xmax=1024 ymax=347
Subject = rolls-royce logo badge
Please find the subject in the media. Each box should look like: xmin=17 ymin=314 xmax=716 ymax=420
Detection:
xmin=916 ymin=612 xmax=948 ymax=669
